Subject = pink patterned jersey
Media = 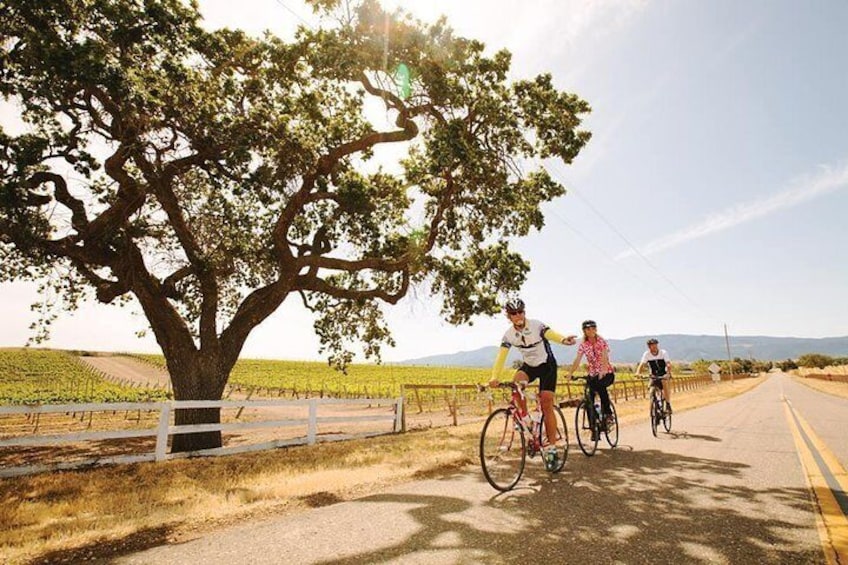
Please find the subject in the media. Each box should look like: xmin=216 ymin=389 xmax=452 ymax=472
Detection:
xmin=578 ymin=336 xmax=611 ymax=375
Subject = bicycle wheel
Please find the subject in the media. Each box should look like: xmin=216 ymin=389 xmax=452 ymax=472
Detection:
xmin=663 ymin=400 xmax=672 ymax=433
xmin=574 ymin=401 xmax=598 ymax=456
xmin=604 ymin=402 xmax=619 ymax=447
xmin=650 ymin=397 xmax=658 ymax=437
xmin=480 ymin=408 xmax=526 ymax=491
xmin=540 ymin=405 xmax=569 ymax=472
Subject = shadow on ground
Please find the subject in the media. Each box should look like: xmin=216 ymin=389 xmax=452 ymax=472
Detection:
xmin=28 ymin=525 xmax=174 ymax=565
xmin=316 ymin=447 xmax=820 ymax=564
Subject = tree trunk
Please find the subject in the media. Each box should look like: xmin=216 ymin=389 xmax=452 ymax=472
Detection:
xmin=168 ymin=353 xmax=230 ymax=453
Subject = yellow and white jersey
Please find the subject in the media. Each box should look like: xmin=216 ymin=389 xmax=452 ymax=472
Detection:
xmin=500 ymin=319 xmax=554 ymax=367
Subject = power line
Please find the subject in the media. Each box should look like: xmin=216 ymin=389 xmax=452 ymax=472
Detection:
xmin=273 ymin=0 xmax=312 ymax=27
xmin=543 ymin=205 xmax=708 ymax=319
xmin=544 ymin=160 xmax=717 ymax=322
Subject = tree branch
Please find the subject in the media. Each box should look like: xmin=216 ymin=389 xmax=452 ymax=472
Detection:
xmin=25 ymin=172 xmax=89 ymax=234
xmin=294 ymin=271 xmax=410 ymax=305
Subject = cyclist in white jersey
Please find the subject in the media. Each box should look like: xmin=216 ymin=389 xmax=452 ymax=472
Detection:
xmin=635 ymin=338 xmax=673 ymax=413
xmin=489 ymin=298 xmax=576 ymax=466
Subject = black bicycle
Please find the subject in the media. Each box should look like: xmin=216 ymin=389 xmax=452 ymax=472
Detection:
xmin=569 ymin=376 xmax=618 ymax=456
xmin=644 ymin=376 xmax=672 ymax=436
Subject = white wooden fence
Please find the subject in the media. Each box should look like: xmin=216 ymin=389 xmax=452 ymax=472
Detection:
xmin=0 ymin=397 xmax=403 ymax=478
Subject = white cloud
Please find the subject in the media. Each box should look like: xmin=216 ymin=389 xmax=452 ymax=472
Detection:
xmin=617 ymin=161 xmax=848 ymax=259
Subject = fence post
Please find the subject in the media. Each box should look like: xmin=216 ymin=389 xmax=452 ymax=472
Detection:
xmin=236 ymin=388 xmax=255 ymax=419
xmin=399 ymin=385 xmax=407 ymax=433
xmin=395 ymin=394 xmax=404 ymax=433
xmin=451 ymin=385 xmax=458 ymax=426
xmin=307 ymin=399 xmax=317 ymax=445
xmin=414 ymin=387 xmax=423 ymax=414
xmin=155 ymin=402 xmax=171 ymax=462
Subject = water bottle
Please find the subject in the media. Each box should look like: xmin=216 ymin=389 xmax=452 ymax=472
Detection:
xmin=531 ymin=410 xmax=542 ymax=425
xmin=594 ymin=401 xmax=602 ymax=420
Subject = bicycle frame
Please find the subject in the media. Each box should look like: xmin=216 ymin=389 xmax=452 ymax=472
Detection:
xmin=506 ymin=384 xmax=544 ymax=454
xmin=478 ymin=381 xmax=569 ymax=491
xmin=578 ymin=377 xmax=602 ymax=427
xmin=646 ymin=375 xmax=672 ymax=436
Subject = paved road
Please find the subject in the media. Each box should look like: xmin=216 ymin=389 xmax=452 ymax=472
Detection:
xmin=116 ymin=373 xmax=846 ymax=564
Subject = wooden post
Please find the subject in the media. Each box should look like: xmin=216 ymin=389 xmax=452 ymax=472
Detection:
xmin=307 ymin=400 xmax=317 ymax=445
xmin=155 ymin=403 xmax=170 ymax=462
xmin=399 ymin=385 xmax=407 ymax=433
xmin=236 ymin=387 xmax=255 ymax=419
xmin=451 ymin=385 xmax=458 ymax=426
xmin=415 ymin=387 xmax=423 ymax=414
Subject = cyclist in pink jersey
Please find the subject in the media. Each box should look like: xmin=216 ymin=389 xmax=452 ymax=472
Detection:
xmin=567 ymin=320 xmax=615 ymax=424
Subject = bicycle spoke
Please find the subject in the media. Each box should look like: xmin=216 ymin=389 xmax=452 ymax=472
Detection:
xmin=663 ymin=400 xmax=673 ymax=433
xmin=574 ymin=401 xmax=598 ymax=456
xmin=650 ymin=397 xmax=658 ymax=437
xmin=604 ymin=402 xmax=619 ymax=447
xmin=541 ymin=405 xmax=569 ymax=472
xmin=480 ymin=408 xmax=526 ymax=491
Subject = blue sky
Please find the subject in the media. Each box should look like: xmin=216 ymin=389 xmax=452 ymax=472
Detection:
xmin=1 ymin=0 xmax=846 ymax=362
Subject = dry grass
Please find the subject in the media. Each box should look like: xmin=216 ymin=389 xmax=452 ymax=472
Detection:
xmin=0 ymin=377 xmax=764 ymax=564
xmin=796 ymin=364 xmax=848 ymax=376
xmin=792 ymin=375 xmax=848 ymax=400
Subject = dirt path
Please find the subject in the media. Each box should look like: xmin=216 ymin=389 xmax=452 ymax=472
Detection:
xmin=79 ymin=355 xmax=170 ymax=388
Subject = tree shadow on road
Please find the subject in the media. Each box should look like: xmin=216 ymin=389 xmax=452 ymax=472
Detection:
xmin=664 ymin=430 xmax=722 ymax=442
xmin=317 ymin=448 xmax=821 ymax=564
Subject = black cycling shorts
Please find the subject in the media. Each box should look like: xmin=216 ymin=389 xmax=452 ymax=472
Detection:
xmin=518 ymin=357 xmax=558 ymax=393
xmin=589 ymin=372 xmax=616 ymax=387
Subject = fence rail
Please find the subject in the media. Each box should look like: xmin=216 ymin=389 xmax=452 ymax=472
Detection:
xmin=0 ymin=396 xmax=402 ymax=478
xmin=400 ymin=374 xmax=753 ymax=430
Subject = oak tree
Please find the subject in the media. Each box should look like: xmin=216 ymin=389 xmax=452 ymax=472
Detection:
xmin=0 ymin=0 xmax=590 ymax=450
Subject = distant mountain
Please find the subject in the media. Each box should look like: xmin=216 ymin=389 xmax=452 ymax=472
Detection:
xmin=398 ymin=334 xmax=848 ymax=366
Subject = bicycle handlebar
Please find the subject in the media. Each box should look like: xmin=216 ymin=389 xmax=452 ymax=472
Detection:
xmin=476 ymin=382 xmax=523 ymax=393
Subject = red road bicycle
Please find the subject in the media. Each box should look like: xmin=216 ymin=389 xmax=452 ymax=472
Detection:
xmin=478 ymin=382 xmax=569 ymax=491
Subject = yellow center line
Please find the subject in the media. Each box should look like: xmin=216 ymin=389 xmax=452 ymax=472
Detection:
xmin=783 ymin=396 xmax=848 ymax=564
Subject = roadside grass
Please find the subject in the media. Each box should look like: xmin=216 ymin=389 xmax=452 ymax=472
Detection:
xmin=792 ymin=375 xmax=848 ymax=400
xmin=0 ymin=376 xmax=764 ymax=564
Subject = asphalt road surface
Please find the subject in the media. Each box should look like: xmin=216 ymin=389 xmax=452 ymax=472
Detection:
xmin=115 ymin=373 xmax=846 ymax=564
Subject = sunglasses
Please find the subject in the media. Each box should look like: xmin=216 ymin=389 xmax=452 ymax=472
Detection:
xmin=507 ymin=310 xmax=525 ymax=316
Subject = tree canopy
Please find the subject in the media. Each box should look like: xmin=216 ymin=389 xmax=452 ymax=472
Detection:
xmin=1 ymin=0 xmax=591 ymax=449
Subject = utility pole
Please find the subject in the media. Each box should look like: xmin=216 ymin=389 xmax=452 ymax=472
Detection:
xmin=724 ymin=324 xmax=734 ymax=383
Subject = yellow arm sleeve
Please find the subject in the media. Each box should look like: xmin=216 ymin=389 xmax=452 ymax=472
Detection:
xmin=491 ymin=346 xmax=509 ymax=380
xmin=543 ymin=328 xmax=567 ymax=344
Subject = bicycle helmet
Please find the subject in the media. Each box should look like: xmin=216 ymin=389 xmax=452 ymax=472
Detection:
xmin=581 ymin=320 xmax=597 ymax=330
xmin=504 ymin=297 xmax=525 ymax=314
xmin=647 ymin=338 xmax=659 ymax=345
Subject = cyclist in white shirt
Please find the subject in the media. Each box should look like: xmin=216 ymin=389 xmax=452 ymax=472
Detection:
xmin=489 ymin=298 xmax=576 ymax=469
xmin=635 ymin=338 xmax=673 ymax=413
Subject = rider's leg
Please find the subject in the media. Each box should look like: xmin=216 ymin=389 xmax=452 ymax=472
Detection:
xmin=597 ymin=372 xmax=614 ymax=418
xmin=539 ymin=361 xmax=559 ymax=446
xmin=512 ymin=370 xmax=530 ymax=420
xmin=664 ymin=377 xmax=673 ymax=411
xmin=540 ymin=390 xmax=559 ymax=445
